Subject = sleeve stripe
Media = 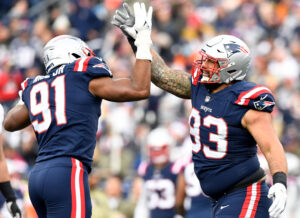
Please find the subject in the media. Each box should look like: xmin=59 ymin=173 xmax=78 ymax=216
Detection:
xmin=82 ymin=57 xmax=92 ymax=71
xmin=74 ymin=57 xmax=92 ymax=72
xmin=235 ymin=86 xmax=272 ymax=106
xmin=21 ymin=79 xmax=28 ymax=91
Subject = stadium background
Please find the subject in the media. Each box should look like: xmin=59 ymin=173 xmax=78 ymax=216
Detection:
xmin=0 ymin=0 xmax=300 ymax=217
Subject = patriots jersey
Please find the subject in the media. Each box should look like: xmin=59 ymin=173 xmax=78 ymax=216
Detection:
xmin=137 ymin=160 xmax=183 ymax=218
xmin=189 ymin=80 xmax=275 ymax=197
xmin=21 ymin=57 xmax=112 ymax=172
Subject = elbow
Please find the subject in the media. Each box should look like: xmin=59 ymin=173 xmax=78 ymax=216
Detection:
xmin=135 ymin=89 xmax=150 ymax=100
xmin=3 ymin=121 xmax=14 ymax=132
xmin=139 ymin=89 xmax=150 ymax=99
xmin=3 ymin=118 xmax=16 ymax=132
xmin=3 ymin=117 xmax=20 ymax=132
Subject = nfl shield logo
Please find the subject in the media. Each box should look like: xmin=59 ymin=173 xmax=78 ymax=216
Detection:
xmin=205 ymin=96 xmax=211 ymax=102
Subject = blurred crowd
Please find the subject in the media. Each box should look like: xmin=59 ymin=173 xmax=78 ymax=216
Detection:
xmin=0 ymin=0 xmax=300 ymax=217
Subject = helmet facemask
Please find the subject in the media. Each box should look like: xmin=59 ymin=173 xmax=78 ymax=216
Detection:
xmin=147 ymin=144 xmax=170 ymax=165
xmin=192 ymin=50 xmax=228 ymax=85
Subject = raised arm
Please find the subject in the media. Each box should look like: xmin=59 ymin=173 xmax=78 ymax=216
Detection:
xmin=151 ymin=50 xmax=191 ymax=99
xmin=90 ymin=2 xmax=152 ymax=102
xmin=89 ymin=59 xmax=151 ymax=102
xmin=112 ymin=3 xmax=191 ymax=99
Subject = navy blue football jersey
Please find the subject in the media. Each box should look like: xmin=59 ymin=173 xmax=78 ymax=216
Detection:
xmin=137 ymin=160 xmax=183 ymax=218
xmin=21 ymin=57 xmax=112 ymax=172
xmin=189 ymin=80 xmax=275 ymax=197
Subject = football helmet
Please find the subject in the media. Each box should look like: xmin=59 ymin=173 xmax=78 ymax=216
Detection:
xmin=192 ymin=35 xmax=251 ymax=84
xmin=43 ymin=35 xmax=95 ymax=73
xmin=146 ymin=127 xmax=173 ymax=165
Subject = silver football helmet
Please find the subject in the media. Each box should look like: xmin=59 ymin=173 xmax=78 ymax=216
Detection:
xmin=192 ymin=35 xmax=251 ymax=84
xmin=147 ymin=127 xmax=173 ymax=165
xmin=43 ymin=35 xmax=95 ymax=73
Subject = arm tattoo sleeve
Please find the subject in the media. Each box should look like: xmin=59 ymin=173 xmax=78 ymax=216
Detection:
xmin=151 ymin=51 xmax=191 ymax=99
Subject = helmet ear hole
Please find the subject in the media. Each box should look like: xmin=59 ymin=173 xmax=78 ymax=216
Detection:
xmin=71 ymin=53 xmax=81 ymax=59
xmin=227 ymin=70 xmax=236 ymax=74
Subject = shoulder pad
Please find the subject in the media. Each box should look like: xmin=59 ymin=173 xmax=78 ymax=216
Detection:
xmin=171 ymin=159 xmax=186 ymax=174
xmin=234 ymin=85 xmax=275 ymax=112
xmin=73 ymin=57 xmax=112 ymax=78
xmin=21 ymin=78 xmax=29 ymax=91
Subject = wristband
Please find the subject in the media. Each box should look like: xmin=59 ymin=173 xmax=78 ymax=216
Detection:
xmin=273 ymin=172 xmax=287 ymax=188
xmin=135 ymin=30 xmax=152 ymax=61
xmin=0 ymin=181 xmax=16 ymax=201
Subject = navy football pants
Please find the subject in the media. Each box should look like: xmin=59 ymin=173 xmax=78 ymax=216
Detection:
xmin=211 ymin=181 xmax=272 ymax=218
xmin=28 ymin=157 xmax=92 ymax=218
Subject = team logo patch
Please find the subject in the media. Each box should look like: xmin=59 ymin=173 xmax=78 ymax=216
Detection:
xmin=93 ymin=63 xmax=111 ymax=72
xmin=253 ymin=95 xmax=275 ymax=110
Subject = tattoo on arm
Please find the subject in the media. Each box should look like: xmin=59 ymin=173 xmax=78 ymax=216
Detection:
xmin=151 ymin=51 xmax=191 ymax=99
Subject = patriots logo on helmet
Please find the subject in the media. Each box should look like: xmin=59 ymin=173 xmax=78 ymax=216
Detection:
xmin=224 ymin=43 xmax=248 ymax=58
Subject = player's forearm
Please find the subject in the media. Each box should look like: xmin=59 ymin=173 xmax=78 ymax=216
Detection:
xmin=263 ymin=142 xmax=287 ymax=176
xmin=130 ymin=59 xmax=151 ymax=99
xmin=151 ymin=50 xmax=191 ymax=99
xmin=0 ymin=144 xmax=10 ymax=182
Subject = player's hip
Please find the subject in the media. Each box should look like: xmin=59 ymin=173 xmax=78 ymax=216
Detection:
xmin=31 ymin=156 xmax=89 ymax=173
xmin=211 ymin=181 xmax=271 ymax=218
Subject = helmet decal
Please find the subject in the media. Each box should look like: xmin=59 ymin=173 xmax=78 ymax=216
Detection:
xmin=224 ymin=43 xmax=249 ymax=58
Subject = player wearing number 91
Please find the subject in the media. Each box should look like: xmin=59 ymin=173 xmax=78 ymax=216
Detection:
xmin=112 ymin=5 xmax=288 ymax=217
xmin=3 ymin=2 xmax=152 ymax=218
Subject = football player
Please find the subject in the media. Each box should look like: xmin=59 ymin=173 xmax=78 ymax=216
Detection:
xmin=134 ymin=127 xmax=185 ymax=218
xmin=3 ymin=2 xmax=153 ymax=218
xmin=113 ymin=4 xmax=288 ymax=218
xmin=0 ymin=104 xmax=21 ymax=218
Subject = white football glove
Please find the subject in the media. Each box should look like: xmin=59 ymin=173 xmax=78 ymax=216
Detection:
xmin=112 ymin=2 xmax=152 ymax=60
xmin=7 ymin=200 xmax=21 ymax=218
xmin=268 ymin=183 xmax=287 ymax=217
xmin=111 ymin=3 xmax=136 ymax=39
xmin=133 ymin=2 xmax=153 ymax=60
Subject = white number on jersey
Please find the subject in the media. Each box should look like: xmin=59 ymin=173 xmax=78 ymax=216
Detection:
xmin=189 ymin=108 xmax=228 ymax=159
xmin=145 ymin=179 xmax=175 ymax=210
xmin=30 ymin=75 xmax=66 ymax=133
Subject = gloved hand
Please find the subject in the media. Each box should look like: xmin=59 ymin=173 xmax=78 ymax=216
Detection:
xmin=268 ymin=183 xmax=287 ymax=217
xmin=7 ymin=200 xmax=21 ymax=218
xmin=112 ymin=2 xmax=136 ymax=39
xmin=132 ymin=2 xmax=152 ymax=60
xmin=112 ymin=2 xmax=152 ymax=60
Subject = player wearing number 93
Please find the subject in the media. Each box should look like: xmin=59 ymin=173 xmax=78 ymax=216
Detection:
xmin=3 ymin=2 xmax=152 ymax=218
xmin=112 ymin=4 xmax=288 ymax=217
